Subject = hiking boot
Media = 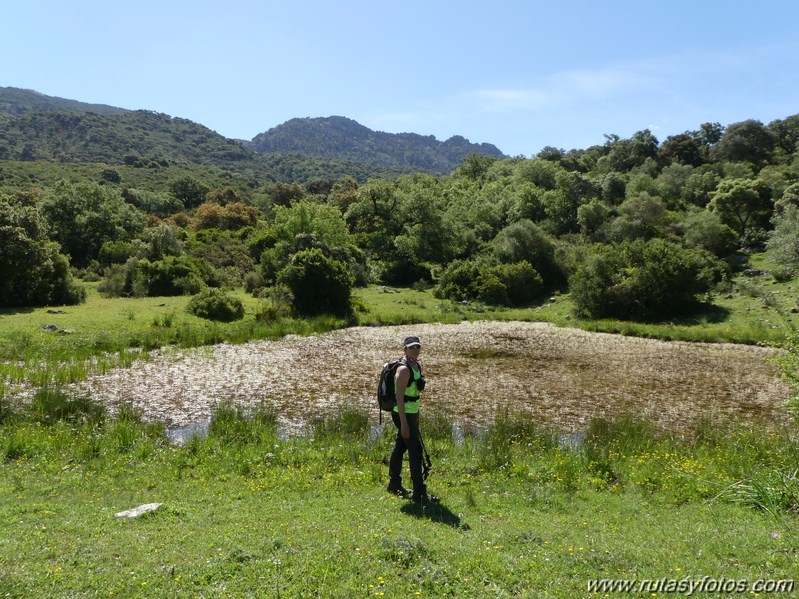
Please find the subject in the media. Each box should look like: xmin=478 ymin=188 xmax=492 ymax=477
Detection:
xmin=413 ymin=492 xmax=440 ymax=504
xmin=387 ymin=484 xmax=411 ymax=498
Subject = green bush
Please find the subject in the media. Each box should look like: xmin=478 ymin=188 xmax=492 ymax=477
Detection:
xmin=434 ymin=260 xmax=480 ymax=303
xmin=186 ymin=288 xmax=245 ymax=322
xmin=493 ymin=261 xmax=544 ymax=306
xmin=767 ymin=204 xmax=799 ymax=272
xmin=99 ymin=255 xmax=213 ymax=298
xmin=435 ymin=259 xmax=545 ymax=307
xmin=569 ymin=239 xmax=724 ymax=320
xmin=254 ymin=286 xmax=293 ymax=321
xmin=491 ymin=219 xmax=562 ymax=285
xmin=277 ymin=248 xmax=353 ymax=317
xmin=0 ymin=199 xmax=86 ymax=308
xmin=380 ymin=260 xmax=432 ymax=286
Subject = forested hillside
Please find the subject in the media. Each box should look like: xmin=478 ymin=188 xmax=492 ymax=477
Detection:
xmin=249 ymin=116 xmax=507 ymax=174
xmin=0 ymin=86 xmax=127 ymax=116
xmin=0 ymin=88 xmax=502 ymax=180
xmin=2 ymin=83 xmax=798 ymax=329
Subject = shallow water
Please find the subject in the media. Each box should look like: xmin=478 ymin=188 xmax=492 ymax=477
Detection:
xmin=66 ymin=321 xmax=788 ymax=434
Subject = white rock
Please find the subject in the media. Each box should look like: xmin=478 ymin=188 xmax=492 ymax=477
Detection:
xmin=114 ymin=503 xmax=163 ymax=519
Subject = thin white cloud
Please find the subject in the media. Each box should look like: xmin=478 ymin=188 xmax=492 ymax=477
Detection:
xmin=362 ymin=42 xmax=799 ymax=154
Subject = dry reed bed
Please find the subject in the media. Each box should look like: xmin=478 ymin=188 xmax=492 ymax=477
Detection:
xmin=61 ymin=321 xmax=791 ymax=434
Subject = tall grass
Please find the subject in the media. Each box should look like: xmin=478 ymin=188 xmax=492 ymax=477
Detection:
xmin=3 ymin=381 xmax=799 ymax=517
xmin=0 ymin=309 xmax=348 ymax=400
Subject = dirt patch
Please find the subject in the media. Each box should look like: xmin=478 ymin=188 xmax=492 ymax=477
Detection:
xmin=64 ymin=321 xmax=791 ymax=434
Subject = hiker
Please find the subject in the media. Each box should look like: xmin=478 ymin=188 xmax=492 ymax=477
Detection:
xmin=387 ymin=335 xmax=438 ymax=504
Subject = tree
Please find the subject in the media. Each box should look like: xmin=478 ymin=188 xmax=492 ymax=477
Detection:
xmin=142 ymin=224 xmax=184 ymax=261
xmin=329 ymin=176 xmax=359 ymax=212
xmin=658 ymin=133 xmax=706 ymax=167
xmin=707 ymin=178 xmax=773 ymax=237
xmin=712 ymin=120 xmax=777 ymax=165
xmin=776 ymin=182 xmax=799 ymax=212
xmin=599 ymin=173 xmax=626 ymax=205
xmin=598 ymin=130 xmax=659 ymax=172
xmin=40 ymin=181 xmax=146 ymax=267
xmin=169 ymin=176 xmax=210 ymax=208
xmin=577 ymin=199 xmax=611 ymax=240
xmin=513 ymin=159 xmax=559 ymax=189
xmin=268 ymin=181 xmax=305 ymax=207
xmin=768 ymin=114 xmax=799 ymax=156
xmin=272 ymin=200 xmax=352 ymax=248
xmin=679 ymin=209 xmax=738 ymax=258
xmin=767 ymin=204 xmax=799 ymax=272
xmin=507 ymin=182 xmax=546 ymax=222
xmin=394 ymin=182 xmax=459 ymax=266
xmin=490 ymin=219 xmax=561 ymax=284
xmin=655 ymin=163 xmax=694 ymax=206
xmin=609 ymin=192 xmax=670 ymax=241
xmin=681 ymin=169 xmax=720 ymax=207
xmin=456 ymin=153 xmax=496 ymax=180
xmin=206 ymin=186 xmax=246 ymax=205
xmin=121 ymin=188 xmax=183 ymax=217
xmin=697 ymin=122 xmax=723 ymax=146
xmin=277 ymin=248 xmax=353 ymax=317
xmin=543 ymin=171 xmax=598 ymax=234
xmin=0 ymin=198 xmax=85 ymax=307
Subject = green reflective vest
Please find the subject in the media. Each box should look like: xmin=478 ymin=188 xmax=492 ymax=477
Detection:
xmin=394 ymin=362 xmax=421 ymax=415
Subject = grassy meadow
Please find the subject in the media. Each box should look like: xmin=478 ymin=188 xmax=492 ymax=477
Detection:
xmin=1 ymin=400 xmax=798 ymax=597
xmin=0 ymin=248 xmax=797 ymax=392
xmin=2 ymin=252 xmax=799 ymax=596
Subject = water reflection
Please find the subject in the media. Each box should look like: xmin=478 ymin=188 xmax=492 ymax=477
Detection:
xmin=165 ymin=421 xmax=209 ymax=445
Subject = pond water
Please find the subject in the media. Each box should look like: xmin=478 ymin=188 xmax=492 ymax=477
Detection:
xmin=70 ymin=321 xmax=789 ymax=434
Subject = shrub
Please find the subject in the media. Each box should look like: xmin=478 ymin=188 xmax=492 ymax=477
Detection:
xmin=491 ymin=219 xmax=563 ymax=285
xmin=244 ymin=271 xmax=265 ymax=295
xmin=100 ymin=255 xmax=213 ymax=297
xmin=435 ymin=260 xmax=545 ymax=307
xmin=254 ymin=285 xmax=293 ymax=321
xmin=186 ymin=288 xmax=245 ymax=322
xmin=380 ymin=260 xmax=433 ymax=286
xmin=277 ymin=248 xmax=353 ymax=317
xmin=570 ymin=239 xmax=724 ymax=320
xmin=494 ymin=262 xmax=543 ymax=306
xmin=98 ymin=240 xmax=135 ymax=266
xmin=434 ymin=260 xmax=480 ymax=302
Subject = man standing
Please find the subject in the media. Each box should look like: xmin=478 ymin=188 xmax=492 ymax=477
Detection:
xmin=387 ymin=335 xmax=438 ymax=504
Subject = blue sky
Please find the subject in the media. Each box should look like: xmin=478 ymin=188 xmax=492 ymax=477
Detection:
xmin=3 ymin=0 xmax=799 ymax=157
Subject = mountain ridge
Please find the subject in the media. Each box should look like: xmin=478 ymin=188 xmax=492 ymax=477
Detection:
xmin=248 ymin=115 xmax=506 ymax=174
xmin=0 ymin=87 xmax=506 ymax=179
xmin=0 ymin=86 xmax=128 ymax=117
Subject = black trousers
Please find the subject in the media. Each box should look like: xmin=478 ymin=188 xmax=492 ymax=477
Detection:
xmin=389 ymin=411 xmax=426 ymax=499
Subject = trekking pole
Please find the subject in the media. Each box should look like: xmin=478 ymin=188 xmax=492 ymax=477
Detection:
xmin=419 ymin=429 xmax=433 ymax=480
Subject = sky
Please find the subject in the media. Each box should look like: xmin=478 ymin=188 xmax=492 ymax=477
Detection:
xmin=3 ymin=0 xmax=799 ymax=157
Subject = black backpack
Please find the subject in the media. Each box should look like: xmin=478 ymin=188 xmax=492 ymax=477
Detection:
xmin=378 ymin=357 xmax=425 ymax=410
xmin=377 ymin=357 xmax=408 ymax=413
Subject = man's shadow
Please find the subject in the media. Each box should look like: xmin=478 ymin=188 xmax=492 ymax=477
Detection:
xmin=400 ymin=500 xmax=470 ymax=531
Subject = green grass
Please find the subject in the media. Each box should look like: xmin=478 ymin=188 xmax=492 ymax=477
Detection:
xmin=2 ymin=252 xmax=797 ymax=391
xmin=354 ymin=259 xmax=799 ymax=346
xmin=1 ymin=402 xmax=798 ymax=597
xmin=0 ymin=284 xmax=346 ymax=386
